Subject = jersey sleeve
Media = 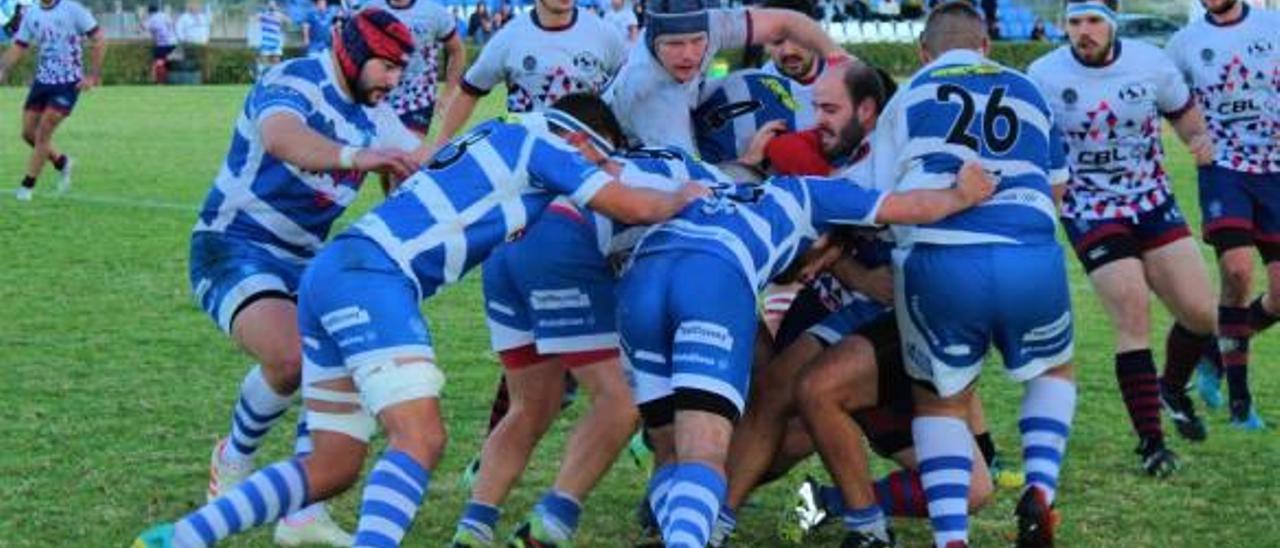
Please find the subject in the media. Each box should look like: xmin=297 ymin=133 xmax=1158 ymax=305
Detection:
xmin=13 ymin=9 xmax=33 ymax=44
xmin=801 ymin=177 xmax=886 ymax=228
xmin=461 ymin=29 xmax=508 ymax=95
xmin=601 ymin=18 xmax=628 ymax=75
xmin=1047 ymin=120 xmax=1069 ymax=186
xmin=75 ymin=2 xmax=99 ymax=35
xmin=1163 ymin=33 xmax=1193 ymax=87
xmin=1154 ymin=50 xmax=1194 ymax=118
xmin=527 ymin=135 xmax=613 ymax=206
xmin=709 ymin=8 xmax=751 ymax=53
xmin=372 ymin=103 xmax=422 ymax=151
xmin=866 ymin=93 xmax=907 ymax=193
xmin=249 ymin=84 xmax=314 ymax=127
xmin=429 ymin=3 xmax=457 ymax=41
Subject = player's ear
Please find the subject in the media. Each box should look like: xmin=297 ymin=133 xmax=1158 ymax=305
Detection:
xmin=978 ymin=35 xmax=990 ymax=56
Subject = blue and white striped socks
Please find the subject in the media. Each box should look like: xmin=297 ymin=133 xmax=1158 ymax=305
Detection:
xmin=173 ymin=460 xmax=309 ymax=546
xmin=534 ymin=490 xmax=583 ymax=543
xmin=1019 ymin=376 xmax=1077 ymax=505
xmin=456 ymin=500 xmax=501 ymax=544
xmin=223 ymin=365 xmax=292 ymax=463
xmin=661 ymin=462 xmax=727 ymax=548
xmin=353 ymin=449 xmax=430 ymax=546
xmin=844 ymin=504 xmax=889 ymax=542
xmin=913 ymin=416 xmax=973 ymax=548
xmin=647 ymin=464 xmax=676 ymax=529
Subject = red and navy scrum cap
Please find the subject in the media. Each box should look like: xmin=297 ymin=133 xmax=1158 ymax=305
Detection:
xmin=335 ymin=8 xmax=415 ymax=83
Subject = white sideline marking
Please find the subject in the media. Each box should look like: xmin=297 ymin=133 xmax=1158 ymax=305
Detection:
xmin=29 ymin=191 xmax=197 ymax=212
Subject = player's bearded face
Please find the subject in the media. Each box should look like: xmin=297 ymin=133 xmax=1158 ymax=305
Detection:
xmin=655 ymin=33 xmax=709 ymax=83
xmin=1066 ymin=13 xmax=1113 ymax=65
xmin=1200 ymin=0 xmax=1238 ymax=15
xmin=767 ymin=39 xmax=815 ymax=81
xmin=357 ymin=58 xmax=405 ymax=106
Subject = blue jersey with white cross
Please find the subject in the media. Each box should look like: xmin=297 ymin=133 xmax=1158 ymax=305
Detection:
xmin=870 ymin=49 xmax=1067 ymax=247
xmin=194 ymin=53 xmax=418 ymax=262
xmin=631 ymin=176 xmax=886 ymax=292
xmin=694 ymin=69 xmax=801 ymax=164
xmin=576 ymin=146 xmax=733 ymax=259
xmin=342 ymin=113 xmax=615 ymax=298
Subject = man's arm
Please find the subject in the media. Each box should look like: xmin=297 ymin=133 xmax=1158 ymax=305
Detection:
xmin=1169 ymin=105 xmax=1215 ymax=166
xmin=585 ymin=180 xmax=707 ymax=225
xmin=748 ymin=8 xmax=849 ymax=59
xmin=260 ymin=113 xmax=419 ymax=177
xmin=81 ymin=28 xmax=107 ymax=89
xmin=828 ymin=257 xmax=893 ymax=305
xmin=439 ymin=32 xmax=466 ymax=96
xmin=874 ymin=160 xmax=995 ymax=224
xmin=0 ymin=42 xmax=27 ymax=82
xmin=434 ymin=87 xmax=482 ymax=145
xmin=301 ymin=20 xmax=312 ymax=46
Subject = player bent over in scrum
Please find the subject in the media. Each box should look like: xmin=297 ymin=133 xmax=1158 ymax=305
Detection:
xmin=619 ymin=160 xmax=995 ymax=547
xmin=133 ymin=94 xmax=705 ymax=548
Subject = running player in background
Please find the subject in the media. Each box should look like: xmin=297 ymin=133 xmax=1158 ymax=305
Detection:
xmin=1166 ymin=0 xmax=1279 ymax=430
xmin=452 ymin=146 xmax=730 ymax=548
xmin=256 ymin=0 xmax=286 ymax=78
xmin=189 ymin=11 xmax=427 ymax=546
xmin=0 ymin=0 xmax=105 ymax=201
xmin=143 ymin=4 xmax=177 ymax=84
xmin=605 ymin=0 xmax=849 ymax=152
xmin=621 ymin=155 xmax=995 ymax=548
xmin=1028 ymin=0 xmax=1219 ymax=475
xmin=434 ymin=0 xmax=628 ymax=144
xmin=364 ymin=0 xmax=464 ymax=138
xmin=136 ymin=93 xmax=705 ymax=548
xmin=301 ymin=0 xmax=340 ymax=55
xmin=871 ymin=3 xmax=1076 ymax=546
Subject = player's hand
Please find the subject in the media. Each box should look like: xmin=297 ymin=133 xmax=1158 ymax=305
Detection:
xmin=77 ymin=75 xmax=100 ymax=90
xmin=956 ymin=160 xmax=996 ymax=206
xmin=1188 ymin=133 xmax=1215 ymax=166
xmin=355 ymin=148 xmax=419 ymax=179
xmin=739 ymin=120 xmax=788 ymax=167
xmin=677 ymin=181 xmax=713 ymax=203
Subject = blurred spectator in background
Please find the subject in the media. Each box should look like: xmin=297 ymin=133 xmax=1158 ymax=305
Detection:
xmin=1029 ymin=17 xmax=1045 ymax=41
xmin=175 ymin=1 xmax=210 ymax=44
xmin=252 ymin=0 xmax=286 ymax=78
xmin=468 ymin=1 xmax=492 ymax=44
xmin=493 ymin=2 xmax=512 ymax=29
xmin=632 ymin=0 xmax=644 ymax=29
xmin=143 ymin=4 xmax=176 ymax=84
xmin=301 ymin=0 xmax=339 ymax=53
xmin=603 ymin=0 xmax=638 ymax=43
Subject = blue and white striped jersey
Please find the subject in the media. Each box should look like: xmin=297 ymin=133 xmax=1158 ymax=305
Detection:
xmin=341 ymin=113 xmax=617 ymax=298
xmin=576 ymin=146 xmax=732 ymax=259
xmin=194 ymin=53 xmax=419 ymax=262
xmin=694 ymin=69 xmax=802 ymax=164
xmin=870 ymin=49 xmax=1067 ymax=247
xmin=631 ymin=176 xmax=886 ymax=292
xmin=259 ymin=9 xmax=284 ymax=54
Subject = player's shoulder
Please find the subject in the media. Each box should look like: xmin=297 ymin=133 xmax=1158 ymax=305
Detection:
xmin=1120 ymin=37 xmax=1173 ymax=64
xmin=1167 ymin=16 xmax=1208 ymax=50
xmin=273 ymin=55 xmax=329 ymax=86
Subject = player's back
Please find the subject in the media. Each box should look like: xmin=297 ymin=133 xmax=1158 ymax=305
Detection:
xmin=345 ymin=115 xmax=611 ymax=296
xmin=878 ymin=49 xmax=1062 ymax=247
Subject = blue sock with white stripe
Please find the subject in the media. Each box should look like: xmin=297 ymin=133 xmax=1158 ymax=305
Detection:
xmin=913 ymin=416 xmax=973 ymax=548
xmin=173 ymin=460 xmax=309 ymax=546
xmin=647 ymin=464 xmax=676 ymax=529
xmin=1020 ymin=376 xmax=1077 ymax=505
xmin=353 ymin=449 xmax=430 ymax=547
xmin=223 ymin=365 xmax=292 ymax=463
xmin=708 ymin=505 xmax=736 ymax=547
xmin=662 ymin=462 xmax=726 ymax=548
xmin=455 ymin=500 xmax=501 ymax=544
xmin=282 ymin=413 xmax=330 ymax=523
xmin=843 ymin=504 xmax=889 ymax=542
xmin=534 ymin=490 xmax=582 ymax=542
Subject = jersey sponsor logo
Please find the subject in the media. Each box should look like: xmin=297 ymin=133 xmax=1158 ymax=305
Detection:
xmin=1087 ymin=245 xmax=1109 ymax=261
xmin=1247 ymin=38 xmax=1273 ymax=58
xmin=1214 ymin=98 xmax=1262 ymax=116
xmin=929 ymin=63 xmax=1002 ymax=78
xmin=674 ymin=320 xmax=734 ymax=352
xmin=1117 ymin=82 xmax=1149 ymax=104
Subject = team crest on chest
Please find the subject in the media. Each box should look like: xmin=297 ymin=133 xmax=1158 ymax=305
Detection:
xmin=1246 ymin=38 xmax=1274 ymax=58
xmin=1117 ymin=83 xmax=1149 ymax=104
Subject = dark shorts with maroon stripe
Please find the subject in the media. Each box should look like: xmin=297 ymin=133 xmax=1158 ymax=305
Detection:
xmin=847 ymin=312 xmax=917 ymax=459
xmin=1062 ymin=198 xmax=1193 ymax=273
xmin=1197 ymin=165 xmax=1280 ymax=263
xmin=24 ymin=81 xmax=80 ymax=115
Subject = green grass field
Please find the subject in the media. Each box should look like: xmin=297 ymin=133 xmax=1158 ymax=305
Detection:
xmin=0 ymin=85 xmax=1277 ymax=547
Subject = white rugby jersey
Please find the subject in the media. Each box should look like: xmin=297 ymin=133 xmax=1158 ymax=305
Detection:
xmin=462 ymin=8 xmax=628 ymax=113
xmin=363 ymin=0 xmax=457 ymax=115
xmin=1029 ymin=39 xmax=1193 ymax=220
xmin=194 ymin=53 xmax=419 ymax=262
xmin=1166 ymin=4 xmax=1279 ymax=174
xmin=760 ymin=57 xmax=823 ymax=128
xmin=605 ymin=8 xmax=752 ymax=152
xmin=13 ymin=0 xmax=98 ymax=84
xmin=602 ymin=6 xmax=638 ymax=42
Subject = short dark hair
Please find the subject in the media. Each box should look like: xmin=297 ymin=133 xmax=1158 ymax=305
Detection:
xmin=841 ymin=61 xmax=888 ymax=114
xmin=550 ymin=93 xmax=627 ymax=149
xmin=920 ymin=1 xmax=987 ymax=57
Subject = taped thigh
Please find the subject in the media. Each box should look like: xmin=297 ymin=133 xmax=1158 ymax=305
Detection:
xmin=302 ymin=385 xmax=376 ymax=442
xmin=349 ymin=345 xmax=446 ymax=415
